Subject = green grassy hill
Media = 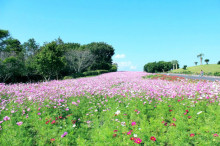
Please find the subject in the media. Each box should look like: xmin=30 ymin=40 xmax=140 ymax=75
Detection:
xmin=170 ymin=64 xmax=220 ymax=75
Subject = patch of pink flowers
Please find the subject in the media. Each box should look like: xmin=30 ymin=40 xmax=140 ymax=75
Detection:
xmin=16 ymin=121 xmax=23 ymax=126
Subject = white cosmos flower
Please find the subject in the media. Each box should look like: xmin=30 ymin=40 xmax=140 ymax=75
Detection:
xmin=197 ymin=111 xmax=203 ymax=115
xmin=134 ymin=134 xmax=137 ymax=137
xmin=115 ymin=110 xmax=120 ymax=115
xmin=73 ymin=124 xmax=76 ymax=127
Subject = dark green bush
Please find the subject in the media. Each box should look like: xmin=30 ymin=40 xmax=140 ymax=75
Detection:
xmin=63 ymin=76 xmax=73 ymax=80
xmin=214 ymin=72 xmax=220 ymax=76
xmin=83 ymin=70 xmax=99 ymax=76
xmin=98 ymin=70 xmax=109 ymax=74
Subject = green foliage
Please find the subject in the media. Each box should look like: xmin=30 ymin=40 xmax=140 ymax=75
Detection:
xmin=85 ymin=42 xmax=115 ymax=70
xmin=83 ymin=70 xmax=99 ymax=76
xmin=183 ymin=65 xmax=187 ymax=70
xmin=0 ymin=29 xmax=116 ymax=83
xmin=213 ymin=72 xmax=220 ymax=76
xmin=63 ymin=76 xmax=73 ymax=80
xmin=0 ymin=96 xmax=219 ymax=145
xmin=35 ymin=41 xmax=66 ymax=80
xmin=205 ymin=59 xmax=209 ymax=65
xmin=144 ymin=61 xmax=174 ymax=73
xmin=218 ymin=61 xmax=220 ymax=65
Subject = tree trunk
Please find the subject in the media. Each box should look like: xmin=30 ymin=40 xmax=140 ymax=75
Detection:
xmin=176 ymin=64 xmax=177 ymax=69
xmin=200 ymin=57 xmax=202 ymax=65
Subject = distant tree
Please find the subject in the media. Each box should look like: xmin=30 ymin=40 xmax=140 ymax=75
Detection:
xmin=194 ymin=62 xmax=198 ymax=66
xmin=183 ymin=65 xmax=187 ymax=70
xmin=65 ymin=49 xmax=96 ymax=73
xmin=35 ymin=41 xmax=66 ymax=80
xmin=218 ymin=61 xmax=220 ymax=65
xmin=197 ymin=53 xmax=204 ymax=65
xmin=204 ymin=59 xmax=209 ymax=65
xmin=171 ymin=60 xmax=178 ymax=69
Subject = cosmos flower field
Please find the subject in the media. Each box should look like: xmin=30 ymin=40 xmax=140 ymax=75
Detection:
xmin=0 ymin=72 xmax=219 ymax=145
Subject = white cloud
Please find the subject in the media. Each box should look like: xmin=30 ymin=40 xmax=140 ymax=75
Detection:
xmin=117 ymin=61 xmax=137 ymax=70
xmin=130 ymin=66 xmax=137 ymax=70
xmin=114 ymin=54 xmax=125 ymax=59
xmin=117 ymin=61 xmax=132 ymax=67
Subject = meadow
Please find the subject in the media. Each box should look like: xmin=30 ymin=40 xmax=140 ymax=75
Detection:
xmin=0 ymin=72 xmax=219 ymax=145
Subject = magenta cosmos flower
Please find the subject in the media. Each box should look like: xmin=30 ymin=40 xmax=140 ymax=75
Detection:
xmin=131 ymin=122 xmax=136 ymax=126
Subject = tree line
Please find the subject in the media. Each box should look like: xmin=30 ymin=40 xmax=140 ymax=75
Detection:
xmin=0 ymin=29 xmax=117 ymax=83
xmin=144 ymin=61 xmax=179 ymax=73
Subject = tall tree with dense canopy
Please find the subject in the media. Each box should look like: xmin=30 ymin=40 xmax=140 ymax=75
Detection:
xmin=85 ymin=42 xmax=114 ymax=70
xmin=35 ymin=41 xmax=66 ymax=80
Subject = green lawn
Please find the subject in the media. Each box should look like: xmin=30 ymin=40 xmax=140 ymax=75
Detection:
xmin=170 ymin=64 xmax=220 ymax=75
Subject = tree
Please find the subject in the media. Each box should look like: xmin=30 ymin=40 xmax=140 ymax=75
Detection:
xmin=183 ymin=65 xmax=187 ymax=70
xmin=194 ymin=62 xmax=198 ymax=66
xmin=85 ymin=42 xmax=115 ymax=70
xmin=218 ymin=61 xmax=220 ymax=65
xmin=171 ymin=60 xmax=178 ymax=69
xmin=0 ymin=56 xmax=24 ymax=82
xmin=204 ymin=59 xmax=209 ymax=65
xmin=0 ymin=29 xmax=10 ymax=50
xmin=23 ymin=38 xmax=39 ymax=58
xmin=197 ymin=53 xmax=204 ymax=65
xmin=65 ymin=49 xmax=96 ymax=73
xmin=35 ymin=41 xmax=66 ymax=80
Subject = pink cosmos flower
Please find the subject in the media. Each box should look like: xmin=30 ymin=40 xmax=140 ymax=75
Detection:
xmin=184 ymin=113 xmax=187 ymax=115
xmin=37 ymin=113 xmax=41 ymax=115
xmin=65 ymin=108 xmax=69 ymax=111
xmin=0 ymin=121 xmax=3 ymax=124
xmin=213 ymin=134 xmax=219 ymax=137
xmin=16 ymin=121 xmax=23 ymax=126
xmin=131 ymin=122 xmax=136 ymax=126
xmin=127 ymin=132 xmax=131 ymax=135
xmin=61 ymin=132 xmax=68 ymax=138
xmin=3 ymin=116 xmax=10 ymax=121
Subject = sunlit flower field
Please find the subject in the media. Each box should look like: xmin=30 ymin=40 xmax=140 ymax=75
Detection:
xmin=0 ymin=72 xmax=219 ymax=145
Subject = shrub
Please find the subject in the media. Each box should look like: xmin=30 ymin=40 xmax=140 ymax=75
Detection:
xmin=214 ymin=72 xmax=220 ymax=76
xmin=97 ymin=70 xmax=109 ymax=74
xmin=72 ymin=73 xmax=84 ymax=78
xmin=109 ymin=65 xmax=117 ymax=72
xmin=83 ymin=70 xmax=99 ymax=76
xmin=63 ymin=76 xmax=73 ymax=80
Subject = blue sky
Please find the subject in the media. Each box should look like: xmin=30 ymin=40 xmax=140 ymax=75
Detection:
xmin=0 ymin=0 xmax=220 ymax=71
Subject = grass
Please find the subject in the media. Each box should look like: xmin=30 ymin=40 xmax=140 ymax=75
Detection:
xmin=170 ymin=64 xmax=220 ymax=75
